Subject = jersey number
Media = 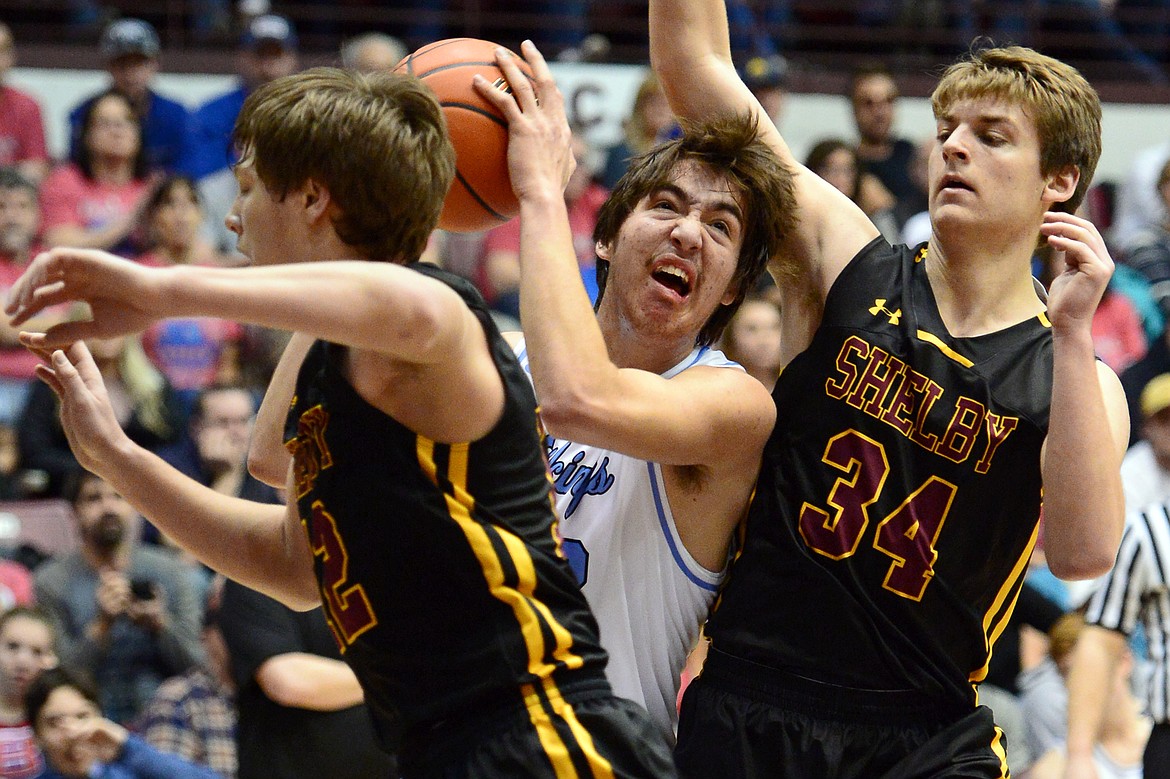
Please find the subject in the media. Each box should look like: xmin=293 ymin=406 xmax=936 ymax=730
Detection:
xmin=308 ymin=501 xmax=378 ymax=647
xmin=797 ymin=430 xmax=957 ymax=601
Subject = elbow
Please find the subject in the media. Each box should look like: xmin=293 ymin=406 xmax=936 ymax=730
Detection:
xmin=247 ymin=448 xmax=288 ymax=489
xmin=1047 ymin=549 xmax=1117 ymax=582
xmin=537 ymin=388 xmax=605 ymax=442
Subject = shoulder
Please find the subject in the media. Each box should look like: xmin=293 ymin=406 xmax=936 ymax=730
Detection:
xmin=42 ymin=164 xmax=84 ymax=189
xmin=149 ymin=92 xmax=189 ymax=116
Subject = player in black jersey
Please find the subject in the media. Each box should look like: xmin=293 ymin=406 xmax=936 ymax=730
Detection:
xmin=5 ymin=67 xmax=675 ymax=778
xmin=650 ymin=4 xmax=1131 ymax=778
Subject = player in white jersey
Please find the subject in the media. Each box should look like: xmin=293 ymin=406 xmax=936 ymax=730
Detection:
xmin=476 ymin=43 xmax=797 ymax=739
xmin=513 ymin=339 xmax=734 ymax=735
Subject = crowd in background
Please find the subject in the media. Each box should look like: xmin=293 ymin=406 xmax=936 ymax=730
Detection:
xmin=0 ymin=4 xmax=1168 ymax=778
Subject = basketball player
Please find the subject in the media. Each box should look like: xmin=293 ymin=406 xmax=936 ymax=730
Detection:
xmin=649 ymin=3 xmax=1131 ymax=776
xmin=474 ymin=43 xmax=794 ymax=741
xmin=5 ymin=67 xmax=675 ymax=778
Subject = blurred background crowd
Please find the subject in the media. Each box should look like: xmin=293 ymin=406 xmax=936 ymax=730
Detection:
xmin=0 ymin=1 xmax=1166 ymax=777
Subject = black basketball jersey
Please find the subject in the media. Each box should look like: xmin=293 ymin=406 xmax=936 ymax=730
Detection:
xmin=708 ymin=239 xmax=1054 ymax=711
xmin=283 ymin=262 xmax=610 ymax=754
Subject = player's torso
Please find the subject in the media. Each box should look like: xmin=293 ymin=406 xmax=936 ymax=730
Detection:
xmin=513 ymin=339 xmax=728 ymax=738
xmin=710 ymin=240 xmax=1054 ymax=707
xmin=284 ymin=264 xmax=609 ymax=748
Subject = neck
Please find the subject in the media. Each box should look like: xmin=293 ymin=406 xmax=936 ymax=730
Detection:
xmin=857 ymin=137 xmax=891 ymax=159
xmin=925 ymin=233 xmax=1044 ymax=337
xmin=82 ymin=543 xmax=128 ymax=572
xmin=596 ymin=309 xmax=697 ymax=375
xmin=90 ymin=157 xmax=133 ymax=185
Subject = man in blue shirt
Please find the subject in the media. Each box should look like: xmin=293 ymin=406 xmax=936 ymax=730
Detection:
xmin=188 ymin=14 xmax=300 ymax=251
xmin=67 ymin=19 xmax=194 ymax=175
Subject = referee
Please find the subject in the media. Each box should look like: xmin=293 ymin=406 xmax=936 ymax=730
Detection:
xmin=1065 ymin=494 xmax=1170 ymax=777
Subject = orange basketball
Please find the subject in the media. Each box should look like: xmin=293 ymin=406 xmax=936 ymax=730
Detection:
xmin=395 ymin=38 xmax=534 ymax=233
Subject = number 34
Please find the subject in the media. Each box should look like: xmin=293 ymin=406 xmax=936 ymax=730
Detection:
xmin=799 ymin=430 xmax=957 ymax=601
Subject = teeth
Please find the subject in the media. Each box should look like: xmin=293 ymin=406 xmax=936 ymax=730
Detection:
xmin=660 ymin=266 xmax=690 ymax=283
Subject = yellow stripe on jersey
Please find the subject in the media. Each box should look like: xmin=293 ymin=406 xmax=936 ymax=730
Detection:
xmin=416 ymin=439 xmax=584 ymax=681
xmin=916 ymin=330 xmax=975 ymax=368
xmin=990 ymin=726 xmax=1010 ymax=777
xmin=1037 ymin=311 xmax=1052 ymax=328
xmin=969 ymin=520 xmax=1040 ymax=685
xmin=522 ymin=683 xmax=578 ymax=779
xmin=542 ymin=678 xmax=616 ymax=779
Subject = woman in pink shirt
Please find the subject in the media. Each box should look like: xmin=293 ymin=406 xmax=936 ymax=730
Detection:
xmin=40 ymin=89 xmax=150 ymax=254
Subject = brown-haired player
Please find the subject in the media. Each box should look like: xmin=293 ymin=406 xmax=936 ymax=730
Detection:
xmin=650 ymin=3 xmax=1131 ymax=776
xmin=474 ymin=42 xmax=794 ymax=742
xmin=5 ymin=66 xmax=675 ymax=778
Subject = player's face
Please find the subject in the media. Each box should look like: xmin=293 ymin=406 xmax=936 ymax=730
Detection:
xmin=227 ymin=159 xmax=306 ymax=266
xmin=928 ymin=97 xmax=1056 ymax=240
xmin=0 ymin=617 xmax=55 ymax=701
xmin=597 ymin=160 xmax=745 ymax=344
xmin=34 ymin=686 xmax=101 ymax=777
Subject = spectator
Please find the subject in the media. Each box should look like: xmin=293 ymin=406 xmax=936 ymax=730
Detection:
xmin=478 ymin=133 xmax=608 ymax=319
xmin=741 ymin=53 xmax=789 ymax=125
xmin=1122 ymin=157 xmax=1170 ymax=323
xmin=136 ymin=177 xmax=243 ymax=410
xmin=0 ymin=24 xmax=48 ymax=185
xmin=719 ymin=293 xmax=784 ymax=391
xmin=339 ymin=32 xmax=405 ymax=73
xmin=805 ymin=137 xmax=899 ymax=241
xmin=40 ymin=90 xmax=152 ymax=254
xmin=0 ymin=607 xmax=57 ymax=779
xmin=1114 ymin=139 xmax=1170 ymax=250
xmin=1033 ymin=613 xmax=1152 ymax=779
xmin=217 ymin=580 xmax=395 ymax=779
xmin=32 ymin=471 xmax=203 ymax=726
xmin=18 ymin=334 xmax=182 ymax=498
xmin=599 ymin=71 xmax=674 ymax=190
xmin=135 ymin=577 xmax=236 ymax=779
xmin=1092 ymin=284 xmax=1148 ymax=374
xmin=188 ymin=15 xmax=299 ymax=252
xmin=848 ymin=61 xmax=927 ymax=229
xmin=24 ymin=666 xmax=219 ymax=779
xmin=0 ymin=169 xmax=63 ymax=426
xmin=67 ymin=20 xmax=194 ymax=176
xmin=1122 ymin=372 xmax=1170 ymax=509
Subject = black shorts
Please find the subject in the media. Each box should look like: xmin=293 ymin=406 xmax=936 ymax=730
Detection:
xmin=675 ymin=649 xmax=1010 ymax=779
xmin=402 ymin=684 xmax=677 ymax=778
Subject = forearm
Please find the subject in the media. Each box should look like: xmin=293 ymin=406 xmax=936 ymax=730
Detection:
xmin=518 ymin=192 xmax=618 ymax=420
xmin=1043 ymin=332 xmax=1126 ymax=579
xmin=256 ymin=653 xmax=366 ymax=711
xmin=162 ymin=262 xmax=462 ymax=364
xmin=1064 ymin=626 xmax=1125 ymax=757
xmin=103 ymin=442 xmax=317 ymax=608
xmin=248 ymin=333 xmax=311 ymax=486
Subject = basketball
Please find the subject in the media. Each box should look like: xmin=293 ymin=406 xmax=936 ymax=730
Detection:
xmin=396 ymin=38 xmax=534 ymax=233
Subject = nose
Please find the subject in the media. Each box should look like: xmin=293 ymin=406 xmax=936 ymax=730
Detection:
xmin=225 ymin=212 xmax=242 ymax=237
xmin=670 ymin=211 xmax=702 ymax=255
xmin=940 ymin=128 xmax=969 ymax=163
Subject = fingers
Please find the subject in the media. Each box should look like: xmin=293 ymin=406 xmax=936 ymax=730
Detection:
xmin=519 ymin=40 xmax=565 ymax=115
xmin=21 ymin=320 xmax=97 ymax=350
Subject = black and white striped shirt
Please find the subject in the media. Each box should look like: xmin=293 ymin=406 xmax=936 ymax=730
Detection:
xmin=1083 ymin=502 xmax=1170 ymax=722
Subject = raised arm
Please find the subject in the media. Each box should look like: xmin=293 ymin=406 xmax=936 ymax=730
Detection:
xmin=1040 ymin=212 xmax=1128 ymax=580
xmin=648 ymin=0 xmax=878 ymax=300
xmin=480 ymin=43 xmax=774 ymax=468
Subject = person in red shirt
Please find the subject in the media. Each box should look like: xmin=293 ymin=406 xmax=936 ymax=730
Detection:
xmin=0 ymin=24 xmax=48 ymax=185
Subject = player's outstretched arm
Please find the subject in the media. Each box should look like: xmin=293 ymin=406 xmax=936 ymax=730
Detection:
xmin=481 ymin=42 xmax=775 ymax=469
xmin=1040 ymin=212 xmax=1128 ymax=580
xmin=35 ymin=342 xmax=319 ymax=610
xmin=8 ymin=247 xmax=486 ymax=371
xmin=648 ymin=0 xmax=878 ymax=298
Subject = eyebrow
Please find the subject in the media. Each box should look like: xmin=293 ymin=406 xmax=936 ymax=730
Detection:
xmin=653 ymin=182 xmax=744 ymax=223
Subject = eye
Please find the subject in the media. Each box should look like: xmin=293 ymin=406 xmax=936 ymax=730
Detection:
xmin=936 ymin=129 xmax=951 ymax=142
xmin=711 ymin=219 xmax=731 ymax=236
xmin=653 ymin=199 xmax=676 ymax=211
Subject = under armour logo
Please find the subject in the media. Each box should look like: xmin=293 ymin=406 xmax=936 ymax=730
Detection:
xmin=869 ymin=299 xmax=902 ymax=325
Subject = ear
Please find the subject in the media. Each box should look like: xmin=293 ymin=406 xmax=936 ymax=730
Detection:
xmin=595 ymin=240 xmax=612 ymax=261
xmin=720 ymin=277 xmax=743 ymax=307
xmin=301 ymin=179 xmax=333 ymax=224
xmin=1043 ymin=164 xmax=1079 ymax=206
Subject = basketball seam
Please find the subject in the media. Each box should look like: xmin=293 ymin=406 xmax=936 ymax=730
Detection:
xmin=413 ymin=61 xmax=536 ymax=84
xmin=443 ymin=102 xmax=508 ymax=128
xmin=454 ymin=171 xmax=508 ymax=223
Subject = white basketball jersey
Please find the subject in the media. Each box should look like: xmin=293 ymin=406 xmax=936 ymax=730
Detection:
xmin=513 ymin=338 xmax=736 ymax=740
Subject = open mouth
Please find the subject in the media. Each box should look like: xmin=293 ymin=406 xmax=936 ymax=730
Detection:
xmin=940 ymin=176 xmax=974 ymax=193
xmin=652 ymin=265 xmax=692 ymax=297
